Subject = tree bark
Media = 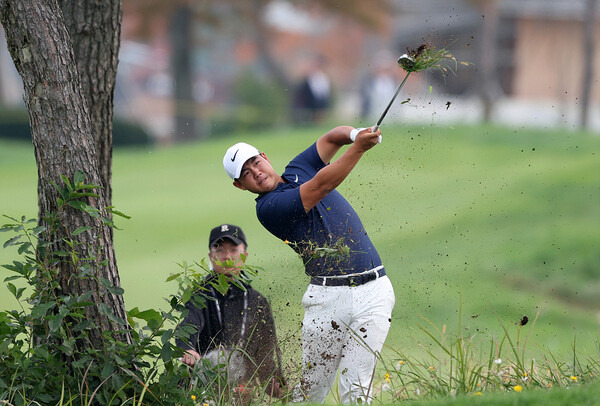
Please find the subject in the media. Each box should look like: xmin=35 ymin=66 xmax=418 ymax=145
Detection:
xmin=170 ymin=4 xmax=197 ymax=141
xmin=580 ymin=0 xmax=597 ymax=129
xmin=478 ymin=0 xmax=502 ymax=122
xmin=59 ymin=0 xmax=122 ymax=208
xmin=0 ymin=0 xmax=131 ymax=350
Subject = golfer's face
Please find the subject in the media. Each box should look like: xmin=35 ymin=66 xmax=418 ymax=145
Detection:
xmin=209 ymin=239 xmax=247 ymax=277
xmin=237 ymin=154 xmax=278 ymax=194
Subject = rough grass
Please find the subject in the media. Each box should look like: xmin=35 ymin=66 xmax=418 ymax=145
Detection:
xmin=1 ymin=124 xmax=599 ymax=402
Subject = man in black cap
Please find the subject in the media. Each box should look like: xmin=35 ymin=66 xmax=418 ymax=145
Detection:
xmin=176 ymin=224 xmax=285 ymax=400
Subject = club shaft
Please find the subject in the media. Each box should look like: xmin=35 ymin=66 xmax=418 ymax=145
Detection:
xmin=373 ymin=71 xmax=411 ymax=131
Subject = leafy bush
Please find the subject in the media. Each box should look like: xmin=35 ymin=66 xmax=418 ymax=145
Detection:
xmin=0 ymin=171 xmax=288 ymax=405
xmin=209 ymin=70 xmax=288 ymax=136
xmin=0 ymin=108 xmax=30 ymax=141
xmin=0 ymin=172 xmax=196 ymax=405
xmin=113 ymin=118 xmax=154 ymax=147
xmin=0 ymin=108 xmax=153 ymax=147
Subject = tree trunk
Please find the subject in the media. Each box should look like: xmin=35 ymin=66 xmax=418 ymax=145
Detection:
xmin=0 ymin=0 xmax=131 ymax=350
xmin=580 ymin=0 xmax=597 ymax=129
xmin=247 ymin=0 xmax=291 ymax=89
xmin=59 ymin=0 xmax=122 ymax=209
xmin=170 ymin=4 xmax=198 ymax=141
xmin=478 ymin=0 xmax=502 ymax=122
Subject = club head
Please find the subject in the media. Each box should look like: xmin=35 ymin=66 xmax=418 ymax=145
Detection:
xmin=398 ymin=54 xmax=415 ymax=70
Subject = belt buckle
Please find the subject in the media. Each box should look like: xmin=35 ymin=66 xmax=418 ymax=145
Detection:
xmin=348 ymin=275 xmax=358 ymax=287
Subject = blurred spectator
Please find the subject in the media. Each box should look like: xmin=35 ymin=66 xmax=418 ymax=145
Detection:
xmin=292 ymin=54 xmax=331 ymax=123
xmin=360 ymin=51 xmax=399 ymax=122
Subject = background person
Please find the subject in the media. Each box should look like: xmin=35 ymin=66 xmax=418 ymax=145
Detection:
xmin=291 ymin=54 xmax=331 ymax=124
xmin=176 ymin=224 xmax=285 ymax=401
xmin=222 ymin=127 xmax=395 ymax=404
xmin=360 ymin=50 xmax=400 ymax=121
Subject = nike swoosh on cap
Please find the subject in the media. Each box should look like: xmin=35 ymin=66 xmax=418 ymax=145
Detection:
xmin=295 ymin=174 xmax=298 ymax=182
xmin=231 ymin=149 xmax=239 ymax=162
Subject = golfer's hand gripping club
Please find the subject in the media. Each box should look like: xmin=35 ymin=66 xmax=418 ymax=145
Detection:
xmin=350 ymin=127 xmax=382 ymax=144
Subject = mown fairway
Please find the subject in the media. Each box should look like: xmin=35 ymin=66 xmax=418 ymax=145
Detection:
xmin=1 ymin=124 xmax=598 ymax=365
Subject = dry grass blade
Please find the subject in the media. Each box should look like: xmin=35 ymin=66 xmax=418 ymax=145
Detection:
xmin=402 ymin=43 xmax=455 ymax=73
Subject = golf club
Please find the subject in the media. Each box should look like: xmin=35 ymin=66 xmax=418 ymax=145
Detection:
xmin=372 ymin=54 xmax=415 ymax=132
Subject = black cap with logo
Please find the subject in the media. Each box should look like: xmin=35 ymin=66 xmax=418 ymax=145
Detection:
xmin=208 ymin=224 xmax=247 ymax=248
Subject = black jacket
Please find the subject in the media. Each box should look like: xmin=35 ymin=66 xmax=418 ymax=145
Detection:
xmin=176 ymin=274 xmax=284 ymax=385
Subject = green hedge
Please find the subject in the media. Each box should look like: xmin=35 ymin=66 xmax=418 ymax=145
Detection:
xmin=0 ymin=108 xmax=153 ymax=147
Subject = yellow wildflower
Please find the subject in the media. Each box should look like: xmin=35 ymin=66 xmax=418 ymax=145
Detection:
xmin=284 ymin=240 xmax=290 ymax=244
xmin=570 ymin=376 xmax=578 ymax=382
xmin=547 ymin=382 xmax=553 ymax=388
xmin=384 ymin=373 xmax=390 ymax=383
xmin=514 ymin=385 xmax=523 ymax=392
xmin=429 ymin=366 xmax=435 ymax=371
xmin=473 ymin=392 xmax=483 ymax=396
xmin=190 ymin=395 xmax=196 ymax=401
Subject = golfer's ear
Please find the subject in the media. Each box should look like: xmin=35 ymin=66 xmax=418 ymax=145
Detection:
xmin=260 ymin=152 xmax=271 ymax=163
xmin=233 ymin=180 xmax=246 ymax=190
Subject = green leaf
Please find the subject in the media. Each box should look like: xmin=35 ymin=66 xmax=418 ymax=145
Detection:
xmin=73 ymin=320 xmax=93 ymax=332
xmin=100 ymin=277 xmax=125 ymax=296
xmin=73 ymin=170 xmax=85 ymax=184
xmin=61 ymin=337 xmax=76 ymax=356
xmin=47 ymin=314 xmax=65 ymax=333
xmin=31 ymin=301 xmax=56 ymax=319
xmin=72 ymin=226 xmax=92 ymax=236
xmin=181 ymin=289 xmax=192 ymax=305
xmin=3 ymin=235 xmax=22 ymax=248
xmin=101 ymin=363 xmax=114 ymax=379
xmin=67 ymin=200 xmax=86 ymax=211
xmin=166 ymin=273 xmax=181 ymax=282
xmin=129 ymin=308 xmax=161 ymax=322
xmin=106 ymin=207 xmax=131 ymax=219
xmin=213 ymin=274 xmax=231 ymax=296
xmin=160 ymin=343 xmax=173 ymax=362
xmin=7 ymin=282 xmax=17 ymax=298
xmin=127 ymin=307 xmax=140 ymax=317
xmin=161 ymin=329 xmax=173 ymax=345
xmin=147 ymin=318 xmax=161 ymax=330
xmin=98 ymin=303 xmax=127 ymax=325
xmin=60 ymin=176 xmax=73 ymax=197
xmin=17 ymin=242 xmax=32 ymax=255
xmin=32 ymin=225 xmax=46 ymax=234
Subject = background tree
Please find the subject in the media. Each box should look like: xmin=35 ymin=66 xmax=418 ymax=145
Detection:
xmin=474 ymin=0 xmax=503 ymax=122
xmin=580 ymin=0 xmax=597 ymax=129
xmin=124 ymin=0 xmax=393 ymax=141
xmin=0 ymin=0 xmax=130 ymax=351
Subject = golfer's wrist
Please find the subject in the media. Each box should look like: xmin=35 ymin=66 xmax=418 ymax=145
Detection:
xmin=349 ymin=128 xmax=366 ymax=142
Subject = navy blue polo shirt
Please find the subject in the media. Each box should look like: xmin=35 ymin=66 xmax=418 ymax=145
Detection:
xmin=256 ymin=142 xmax=383 ymax=277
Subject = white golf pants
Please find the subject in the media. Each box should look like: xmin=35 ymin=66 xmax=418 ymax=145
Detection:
xmin=294 ymin=275 xmax=395 ymax=404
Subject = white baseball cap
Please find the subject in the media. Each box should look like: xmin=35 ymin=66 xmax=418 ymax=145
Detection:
xmin=223 ymin=142 xmax=260 ymax=180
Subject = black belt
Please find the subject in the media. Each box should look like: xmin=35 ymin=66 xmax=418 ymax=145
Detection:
xmin=310 ymin=268 xmax=386 ymax=287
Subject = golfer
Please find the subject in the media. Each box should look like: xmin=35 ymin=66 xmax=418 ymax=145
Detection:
xmin=223 ymin=126 xmax=395 ymax=404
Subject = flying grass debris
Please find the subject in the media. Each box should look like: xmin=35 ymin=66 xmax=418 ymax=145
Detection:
xmin=373 ymin=43 xmax=456 ymax=131
xmin=401 ymin=43 xmax=455 ymax=74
